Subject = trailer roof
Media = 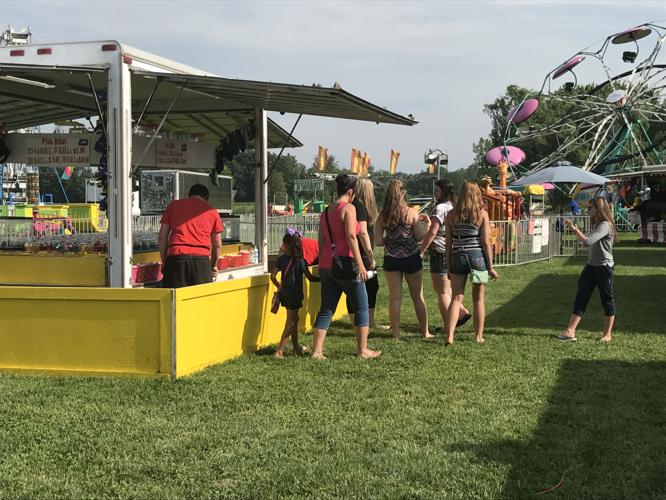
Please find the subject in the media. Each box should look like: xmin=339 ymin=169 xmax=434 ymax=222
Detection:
xmin=0 ymin=57 xmax=415 ymax=145
xmin=0 ymin=64 xmax=301 ymax=148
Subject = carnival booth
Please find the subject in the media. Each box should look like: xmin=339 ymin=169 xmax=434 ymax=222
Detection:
xmin=0 ymin=40 xmax=415 ymax=377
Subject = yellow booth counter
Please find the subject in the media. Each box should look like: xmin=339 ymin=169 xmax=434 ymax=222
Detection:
xmin=0 ymin=267 xmax=344 ymax=378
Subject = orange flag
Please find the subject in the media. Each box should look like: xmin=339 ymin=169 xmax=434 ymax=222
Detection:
xmin=351 ymin=148 xmax=362 ymax=173
xmin=317 ymin=145 xmax=328 ymax=172
xmin=362 ymin=153 xmax=370 ymax=176
xmin=389 ymin=149 xmax=400 ymax=175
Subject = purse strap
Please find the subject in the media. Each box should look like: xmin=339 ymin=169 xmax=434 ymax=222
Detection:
xmin=278 ymin=258 xmax=294 ymax=291
xmin=324 ymin=207 xmax=337 ymax=257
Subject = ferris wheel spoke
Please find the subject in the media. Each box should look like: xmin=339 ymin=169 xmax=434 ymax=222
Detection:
xmin=584 ymin=114 xmax=619 ymax=170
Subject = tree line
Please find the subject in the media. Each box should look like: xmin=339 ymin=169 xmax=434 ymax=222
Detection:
xmin=36 ymin=82 xmax=634 ymax=209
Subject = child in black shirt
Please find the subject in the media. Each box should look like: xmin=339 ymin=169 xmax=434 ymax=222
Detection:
xmin=270 ymin=233 xmax=320 ymax=358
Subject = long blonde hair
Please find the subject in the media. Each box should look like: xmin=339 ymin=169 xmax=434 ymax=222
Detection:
xmin=450 ymin=180 xmax=483 ymax=225
xmin=380 ymin=179 xmax=407 ymax=231
xmin=590 ymin=196 xmax=617 ymax=241
xmin=354 ymin=177 xmax=379 ymax=223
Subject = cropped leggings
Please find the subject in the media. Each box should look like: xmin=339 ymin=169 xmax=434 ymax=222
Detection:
xmin=314 ymin=269 xmax=369 ymax=330
xmin=346 ymin=273 xmax=378 ymax=313
xmin=573 ymin=264 xmax=615 ymax=317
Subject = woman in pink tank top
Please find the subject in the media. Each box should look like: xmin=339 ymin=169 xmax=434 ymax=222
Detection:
xmin=311 ymin=175 xmax=382 ymax=360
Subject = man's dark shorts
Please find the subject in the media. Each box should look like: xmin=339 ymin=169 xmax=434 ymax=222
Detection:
xmin=162 ymin=255 xmax=212 ymax=288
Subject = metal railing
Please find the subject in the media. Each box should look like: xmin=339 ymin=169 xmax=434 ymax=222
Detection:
xmin=239 ymin=215 xmax=602 ymax=268
xmin=240 ymin=213 xmax=321 ymax=253
xmin=0 ymin=215 xmax=161 ymax=252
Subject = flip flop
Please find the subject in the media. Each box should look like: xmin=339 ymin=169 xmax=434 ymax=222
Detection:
xmin=456 ymin=313 xmax=472 ymax=328
xmin=557 ymin=335 xmax=577 ymax=342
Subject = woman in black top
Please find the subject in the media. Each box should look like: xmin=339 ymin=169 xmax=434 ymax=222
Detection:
xmin=346 ymin=177 xmax=385 ymax=328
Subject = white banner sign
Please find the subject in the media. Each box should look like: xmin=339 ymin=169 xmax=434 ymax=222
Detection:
xmin=531 ymin=219 xmax=543 ymax=254
xmin=541 ymin=219 xmax=550 ymax=247
xmin=25 ymin=136 xmax=90 ymax=167
xmin=155 ymin=140 xmax=192 ymax=168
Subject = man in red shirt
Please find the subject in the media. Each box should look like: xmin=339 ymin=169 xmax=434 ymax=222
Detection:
xmin=158 ymin=184 xmax=223 ymax=288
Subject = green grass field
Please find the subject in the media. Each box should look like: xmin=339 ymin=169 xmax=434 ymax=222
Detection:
xmin=1 ymin=238 xmax=665 ymax=498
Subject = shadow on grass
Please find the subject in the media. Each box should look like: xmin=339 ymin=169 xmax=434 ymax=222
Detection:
xmin=558 ymin=242 xmax=666 ymax=268
xmin=455 ymin=360 xmax=666 ymax=497
xmin=486 ymin=273 xmax=666 ymax=334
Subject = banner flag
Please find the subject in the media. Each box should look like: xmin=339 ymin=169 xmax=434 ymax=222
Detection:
xmin=61 ymin=166 xmax=73 ymax=180
xmin=351 ymin=148 xmax=362 ymax=173
xmin=317 ymin=145 xmax=328 ymax=172
xmin=428 ymin=163 xmax=436 ymax=175
xmin=389 ymin=149 xmax=400 ymax=175
xmin=362 ymin=153 xmax=371 ymax=176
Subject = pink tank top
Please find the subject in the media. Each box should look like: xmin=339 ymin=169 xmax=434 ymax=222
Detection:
xmin=319 ymin=202 xmax=360 ymax=270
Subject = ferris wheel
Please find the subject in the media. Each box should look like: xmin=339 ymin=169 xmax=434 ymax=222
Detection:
xmin=495 ymin=21 xmax=666 ymax=177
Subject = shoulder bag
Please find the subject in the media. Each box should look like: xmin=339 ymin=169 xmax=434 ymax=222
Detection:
xmin=324 ymin=207 xmax=358 ymax=280
xmin=271 ymin=258 xmax=294 ymax=314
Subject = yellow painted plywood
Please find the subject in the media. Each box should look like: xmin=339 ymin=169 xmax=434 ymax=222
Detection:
xmin=0 ymin=288 xmax=173 ymax=376
xmin=0 ymin=254 xmax=106 ymax=286
xmin=174 ymin=269 xmax=346 ymax=377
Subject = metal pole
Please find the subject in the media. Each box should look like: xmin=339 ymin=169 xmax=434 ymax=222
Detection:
xmin=107 ymin=55 xmax=133 ymax=288
xmin=255 ymin=108 xmax=268 ymax=272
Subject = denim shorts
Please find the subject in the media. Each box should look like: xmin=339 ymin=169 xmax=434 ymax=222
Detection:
xmin=383 ymin=252 xmax=423 ymax=274
xmin=429 ymin=250 xmax=448 ymax=275
xmin=449 ymin=249 xmax=487 ymax=275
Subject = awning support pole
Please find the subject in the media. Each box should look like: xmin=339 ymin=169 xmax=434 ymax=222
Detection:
xmin=132 ymin=82 xmax=185 ymax=173
xmin=133 ymin=78 xmax=161 ymax=133
xmin=86 ymin=73 xmax=107 ymax=136
xmin=254 ymin=108 xmax=268 ymax=271
xmin=264 ymin=113 xmax=302 ymax=184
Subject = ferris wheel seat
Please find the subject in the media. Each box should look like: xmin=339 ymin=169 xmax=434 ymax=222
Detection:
xmin=553 ymin=55 xmax=586 ymax=79
xmin=508 ymin=98 xmax=539 ymax=125
xmin=612 ymin=26 xmax=651 ymax=45
xmin=485 ymin=146 xmax=526 ymax=166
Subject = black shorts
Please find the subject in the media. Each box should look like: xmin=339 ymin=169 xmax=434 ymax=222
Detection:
xmin=162 ymin=255 xmax=213 ymax=288
xmin=429 ymin=250 xmax=448 ymax=275
xmin=279 ymin=293 xmax=303 ymax=310
xmin=383 ymin=252 xmax=423 ymax=274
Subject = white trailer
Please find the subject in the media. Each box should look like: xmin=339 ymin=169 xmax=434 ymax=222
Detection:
xmin=0 ymin=39 xmax=415 ymax=287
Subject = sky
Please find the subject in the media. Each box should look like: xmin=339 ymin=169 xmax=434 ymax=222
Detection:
xmin=3 ymin=0 xmax=666 ymax=173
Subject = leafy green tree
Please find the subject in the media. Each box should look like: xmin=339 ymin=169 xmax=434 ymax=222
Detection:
xmin=38 ymin=166 xmax=94 ymax=203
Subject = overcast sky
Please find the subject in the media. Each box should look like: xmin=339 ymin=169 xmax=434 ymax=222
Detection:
xmin=4 ymin=1 xmax=666 ymax=173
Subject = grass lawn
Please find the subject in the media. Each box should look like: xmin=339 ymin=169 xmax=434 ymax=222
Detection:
xmin=1 ymin=238 xmax=665 ymax=498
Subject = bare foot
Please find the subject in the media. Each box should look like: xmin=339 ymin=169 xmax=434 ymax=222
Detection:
xmin=475 ymin=336 xmax=485 ymax=343
xmin=358 ymin=349 xmax=382 ymax=359
xmin=422 ymin=332 xmax=435 ymax=339
xmin=311 ymin=353 xmax=328 ymax=360
xmin=599 ymin=336 xmax=612 ymax=343
xmin=295 ymin=345 xmax=311 ymax=356
xmin=445 ymin=338 xmax=454 ymax=346
xmin=273 ymin=352 xmax=285 ymax=359
xmin=560 ymin=327 xmax=576 ymax=340
xmin=392 ymin=333 xmax=401 ymax=341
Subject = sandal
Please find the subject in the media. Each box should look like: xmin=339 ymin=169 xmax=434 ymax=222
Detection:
xmin=456 ymin=313 xmax=472 ymax=328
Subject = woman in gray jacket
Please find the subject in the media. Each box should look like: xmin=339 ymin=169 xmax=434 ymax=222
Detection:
xmin=560 ymin=197 xmax=617 ymax=342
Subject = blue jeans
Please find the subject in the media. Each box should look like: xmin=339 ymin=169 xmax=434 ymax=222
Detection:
xmin=314 ymin=268 xmax=369 ymax=330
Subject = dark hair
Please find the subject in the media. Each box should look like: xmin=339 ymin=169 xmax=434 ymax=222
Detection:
xmin=434 ymin=179 xmax=455 ymax=204
xmin=335 ymin=174 xmax=356 ymax=196
xmin=282 ymin=233 xmax=303 ymax=259
xmin=188 ymin=184 xmax=209 ymax=200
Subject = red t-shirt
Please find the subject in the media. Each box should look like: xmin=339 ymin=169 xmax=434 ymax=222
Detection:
xmin=301 ymin=238 xmax=319 ymax=266
xmin=161 ymin=197 xmax=223 ymax=257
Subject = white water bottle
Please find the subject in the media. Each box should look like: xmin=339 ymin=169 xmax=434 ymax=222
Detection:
xmin=251 ymin=247 xmax=259 ymax=264
xmin=358 ymin=270 xmax=377 ymax=282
